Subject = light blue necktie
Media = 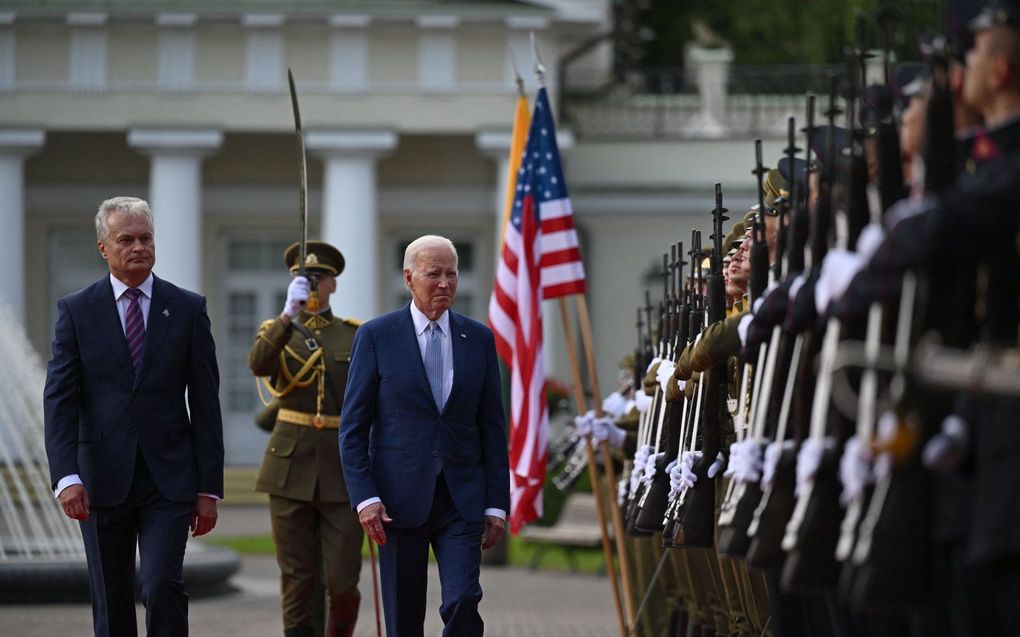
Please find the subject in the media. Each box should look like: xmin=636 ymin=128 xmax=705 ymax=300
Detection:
xmin=425 ymin=321 xmax=445 ymax=411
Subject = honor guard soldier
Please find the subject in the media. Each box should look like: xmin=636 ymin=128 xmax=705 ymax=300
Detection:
xmin=249 ymin=241 xmax=363 ymax=637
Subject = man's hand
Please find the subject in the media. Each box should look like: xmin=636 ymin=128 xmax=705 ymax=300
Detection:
xmin=482 ymin=515 xmax=505 ymax=550
xmin=190 ymin=495 xmax=218 ymax=537
xmin=281 ymin=276 xmax=310 ymax=321
xmin=359 ymin=502 xmax=393 ymax=546
xmin=58 ymin=484 xmax=90 ymax=521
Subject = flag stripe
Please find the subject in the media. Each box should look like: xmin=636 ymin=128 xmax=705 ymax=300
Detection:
xmin=487 ymin=87 xmax=586 ymax=534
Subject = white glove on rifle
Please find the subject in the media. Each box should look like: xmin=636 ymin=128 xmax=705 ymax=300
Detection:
xmin=573 ymin=410 xmax=595 ymax=437
xmin=282 ymin=276 xmax=310 ymax=319
xmin=602 ymin=391 xmax=629 ymax=419
xmin=634 ymin=389 xmax=653 ymax=413
xmin=922 ymin=414 xmax=969 ymax=474
xmin=656 ymin=360 xmax=677 ymax=393
xmin=591 ymin=415 xmax=627 ymax=449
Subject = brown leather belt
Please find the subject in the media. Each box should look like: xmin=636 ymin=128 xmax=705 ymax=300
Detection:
xmin=278 ymin=408 xmax=340 ymax=430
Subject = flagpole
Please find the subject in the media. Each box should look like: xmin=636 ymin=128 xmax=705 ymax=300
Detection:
xmin=557 ymin=297 xmax=627 ymax=637
xmin=574 ymin=293 xmax=637 ymax=628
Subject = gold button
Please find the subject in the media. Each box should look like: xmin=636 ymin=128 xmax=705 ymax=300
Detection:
xmin=270 ymin=447 xmax=276 ymax=452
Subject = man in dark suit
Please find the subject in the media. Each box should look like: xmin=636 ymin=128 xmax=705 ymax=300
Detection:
xmin=44 ymin=196 xmax=224 ymax=636
xmin=339 ymin=234 xmax=510 ymax=637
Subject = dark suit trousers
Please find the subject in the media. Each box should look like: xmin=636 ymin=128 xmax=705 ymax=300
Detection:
xmin=79 ymin=452 xmax=192 ymax=637
xmin=379 ymin=472 xmax=485 ymax=637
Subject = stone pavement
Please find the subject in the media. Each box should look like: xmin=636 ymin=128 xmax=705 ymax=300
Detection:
xmin=0 ymin=505 xmax=620 ymax=636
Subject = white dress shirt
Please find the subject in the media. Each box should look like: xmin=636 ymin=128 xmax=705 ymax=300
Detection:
xmin=356 ymin=303 xmax=505 ymax=521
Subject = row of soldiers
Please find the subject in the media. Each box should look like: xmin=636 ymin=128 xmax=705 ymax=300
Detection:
xmin=561 ymin=3 xmax=1020 ymax=636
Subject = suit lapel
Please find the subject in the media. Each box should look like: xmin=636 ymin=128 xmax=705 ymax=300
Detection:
xmin=134 ymin=276 xmax=173 ymax=388
xmin=444 ymin=311 xmax=467 ymax=414
xmin=89 ymin=278 xmax=135 ymax=383
xmin=397 ymin=304 xmax=436 ymax=409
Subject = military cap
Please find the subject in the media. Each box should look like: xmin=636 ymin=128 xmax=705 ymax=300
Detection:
xmin=777 ymin=157 xmax=808 ymax=188
xmin=721 ymin=230 xmax=738 ymax=255
xmin=970 ymin=0 xmax=1020 ymax=33
xmin=284 ymin=240 xmax=345 ymax=276
xmin=892 ymin=62 xmax=928 ymax=110
xmin=860 ymin=83 xmax=896 ymax=128
xmin=757 ymin=168 xmax=787 ymax=213
xmin=808 ymin=125 xmax=850 ymax=167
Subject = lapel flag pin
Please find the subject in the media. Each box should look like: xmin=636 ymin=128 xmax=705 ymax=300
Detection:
xmin=162 ymin=309 xmax=170 ymax=317
xmin=460 ymin=333 xmax=466 ymax=339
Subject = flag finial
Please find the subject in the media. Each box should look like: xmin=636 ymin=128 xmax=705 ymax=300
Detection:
xmin=508 ymin=45 xmax=526 ymax=97
xmin=530 ymin=31 xmax=546 ymax=86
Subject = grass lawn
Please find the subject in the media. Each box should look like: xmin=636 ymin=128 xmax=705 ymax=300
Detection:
xmin=205 ymin=533 xmax=606 ymax=575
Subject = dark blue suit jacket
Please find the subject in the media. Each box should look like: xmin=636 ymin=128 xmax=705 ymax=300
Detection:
xmin=44 ymin=274 xmax=224 ymax=506
xmin=339 ymin=304 xmax=510 ymax=528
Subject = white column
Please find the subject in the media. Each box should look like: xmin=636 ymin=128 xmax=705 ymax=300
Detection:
xmin=127 ymin=129 xmax=222 ymax=294
xmin=306 ymin=131 xmax=397 ymax=321
xmin=0 ymin=129 xmax=45 ymax=323
xmin=474 ymin=130 xmax=514 ymax=251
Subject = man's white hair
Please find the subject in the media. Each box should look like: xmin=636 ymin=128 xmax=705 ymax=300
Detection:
xmin=403 ymin=235 xmax=458 ymax=272
xmin=95 ymin=196 xmax=153 ymax=243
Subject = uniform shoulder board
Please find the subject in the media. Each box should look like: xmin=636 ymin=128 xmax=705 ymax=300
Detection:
xmin=342 ymin=317 xmax=363 ymax=327
xmin=258 ymin=318 xmax=276 ymax=332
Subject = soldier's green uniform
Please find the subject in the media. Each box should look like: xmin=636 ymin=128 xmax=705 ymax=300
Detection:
xmin=249 ymin=241 xmax=363 ymax=637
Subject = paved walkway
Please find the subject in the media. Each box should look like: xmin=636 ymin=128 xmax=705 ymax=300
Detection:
xmin=0 ymin=505 xmax=620 ymax=636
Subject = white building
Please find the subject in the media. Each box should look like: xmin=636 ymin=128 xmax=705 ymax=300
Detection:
xmin=0 ymin=0 xmax=806 ymax=464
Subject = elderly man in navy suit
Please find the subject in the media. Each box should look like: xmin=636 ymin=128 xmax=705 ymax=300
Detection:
xmin=339 ymin=234 xmax=510 ymax=637
xmin=44 ymin=196 xmax=224 ymax=636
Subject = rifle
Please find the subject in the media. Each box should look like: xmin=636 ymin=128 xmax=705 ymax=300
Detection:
xmin=747 ymin=97 xmax=816 ymax=569
xmin=634 ymin=250 xmax=682 ymax=532
xmin=717 ymin=142 xmax=774 ymax=557
xmin=781 ymin=69 xmax=857 ymax=593
xmin=662 ymin=239 xmax=705 ymax=547
xmin=846 ymin=39 xmax=960 ymax=612
xmin=673 ymin=188 xmax=728 ymax=548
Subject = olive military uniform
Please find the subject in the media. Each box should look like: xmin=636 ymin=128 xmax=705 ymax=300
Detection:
xmin=249 ymin=241 xmax=363 ymax=637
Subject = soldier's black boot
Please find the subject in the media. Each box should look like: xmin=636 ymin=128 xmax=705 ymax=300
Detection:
xmin=283 ymin=626 xmax=314 ymax=637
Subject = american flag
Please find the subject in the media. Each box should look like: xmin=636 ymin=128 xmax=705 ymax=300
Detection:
xmin=488 ymin=87 xmax=586 ymax=533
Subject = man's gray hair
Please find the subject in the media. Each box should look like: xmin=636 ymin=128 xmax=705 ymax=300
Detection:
xmin=95 ymin=196 xmax=153 ymax=243
xmin=403 ymin=235 xmax=458 ymax=272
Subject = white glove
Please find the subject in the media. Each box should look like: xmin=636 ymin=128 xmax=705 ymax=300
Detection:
xmin=602 ymin=391 xmax=629 ymax=418
xmin=630 ymin=445 xmax=654 ymax=493
xmin=788 ymin=274 xmax=807 ymax=301
xmin=724 ymin=439 xmax=764 ymax=483
xmin=839 ymin=435 xmax=873 ymax=505
xmin=856 ymin=223 xmax=886 ymax=261
xmin=656 ymin=360 xmax=676 ymax=392
xmin=573 ymin=410 xmax=595 ymax=437
xmin=922 ymin=414 xmax=969 ymax=474
xmin=795 ymin=437 xmax=830 ymax=496
xmin=737 ymin=313 xmax=754 ymax=347
xmin=634 ymin=389 xmax=653 ymax=413
xmin=678 ymin=451 xmax=700 ymax=490
xmin=646 ymin=356 xmax=662 ymax=374
xmin=761 ymin=440 xmax=793 ymax=488
xmin=617 ymin=479 xmax=629 ymax=507
xmin=643 ymin=451 xmax=665 ymax=484
xmin=815 ymin=249 xmax=864 ymax=312
xmin=283 ymin=276 xmax=310 ymax=318
xmin=592 ymin=416 xmax=627 ymax=449
xmin=707 ymin=451 xmax=726 ymax=479
xmin=668 ymin=459 xmax=685 ymax=496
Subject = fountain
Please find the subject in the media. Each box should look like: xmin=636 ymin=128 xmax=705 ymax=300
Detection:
xmin=0 ymin=302 xmax=239 ymax=602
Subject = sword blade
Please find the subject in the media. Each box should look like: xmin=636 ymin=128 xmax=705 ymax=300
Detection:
xmin=287 ymin=68 xmax=309 ymax=278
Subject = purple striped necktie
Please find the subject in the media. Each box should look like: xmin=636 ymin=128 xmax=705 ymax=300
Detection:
xmin=123 ymin=287 xmax=145 ymax=370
